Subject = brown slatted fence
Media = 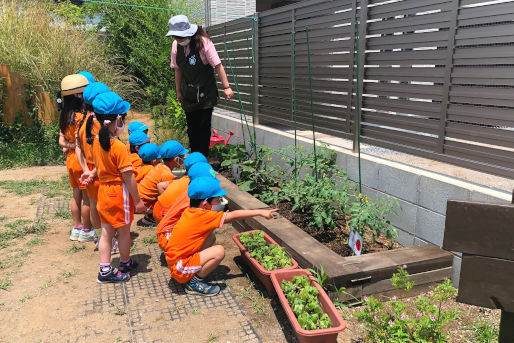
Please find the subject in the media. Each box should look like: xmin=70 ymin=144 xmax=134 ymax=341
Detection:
xmin=207 ymin=0 xmax=514 ymax=178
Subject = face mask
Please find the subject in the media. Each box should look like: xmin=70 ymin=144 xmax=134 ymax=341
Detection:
xmin=178 ymin=38 xmax=190 ymax=47
xmin=115 ymin=116 xmax=125 ymax=137
xmin=211 ymin=202 xmax=224 ymax=212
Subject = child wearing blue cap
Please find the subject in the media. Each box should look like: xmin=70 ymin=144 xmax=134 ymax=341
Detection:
xmin=92 ymin=91 xmax=145 ymax=283
xmin=128 ymin=130 xmax=151 ymax=178
xmin=165 ymin=177 xmax=277 ymax=296
xmin=155 ymin=162 xmax=219 ymax=250
xmin=136 ymin=143 xmax=161 ymax=184
xmin=126 ymin=121 xmax=149 ymax=152
xmin=137 ymin=140 xmax=189 ymax=226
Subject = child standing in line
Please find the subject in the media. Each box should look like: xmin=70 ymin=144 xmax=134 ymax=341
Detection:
xmin=137 ymin=140 xmax=188 ymax=226
xmin=126 ymin=121 xmax=149 ymax=152
xmin=91 ymin=92 xmax=145 ymax=283
xmin=76 ymin=81 xmax=109 ymax=242
xmin=156 ymin=162 xmax=219 ymax=250
xmin=136 ymin=143 xmax=161 ymax=184
xmin=58 ymin=74 xmax=93 ymax=241
xmin=165 ymin=177 xmax=277 ymax=296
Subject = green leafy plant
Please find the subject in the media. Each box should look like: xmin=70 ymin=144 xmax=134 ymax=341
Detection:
xmin=471 ymin=320 xmax=499 ymax=343
xmin=152 ymin=90 xmax=189 ymax=145
xmin=239 ymin=231 xmax=293 ymax=271
xmin=0 ymin=278 xmax=12 ymax=290
xmin=349 ymin=193 xmax=400 ymax=244
xmin=306 ymin=266 xmax=328 ymax=288
xmin=281 ymin=275 xmax=332 ymax=330
xmin=355 ymin=265 xmax=459 ymax=342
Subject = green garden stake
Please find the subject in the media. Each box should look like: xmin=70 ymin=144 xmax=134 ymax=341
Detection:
xmin=246 ymin=33 xmax=258 ymax=160
xmin=306 ymin=26 xmax=318 ymax=181
xmin=291 ymin=30 xmax=298 ymax=182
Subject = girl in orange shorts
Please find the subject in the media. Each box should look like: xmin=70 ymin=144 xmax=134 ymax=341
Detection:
xmin=58 ymin=74 xmax=94 ymax=242
xmin=92 ymin=91 xmax=145 ymax=283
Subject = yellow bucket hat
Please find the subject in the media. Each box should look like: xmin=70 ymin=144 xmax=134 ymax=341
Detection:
xmin=61 ymin=74 xmax=89 ymax=96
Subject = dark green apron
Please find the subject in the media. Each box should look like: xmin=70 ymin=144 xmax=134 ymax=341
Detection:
xmin=176 ymin=43 xmax=218 ymax=112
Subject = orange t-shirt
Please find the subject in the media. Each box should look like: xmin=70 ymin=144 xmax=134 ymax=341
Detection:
xmin=136 ymin=164 xmax=154 ymax=183
xmin=157 ymin=176 xmax=189 ymax=209
xmin=92 ymin=137 xmax=133 ymax=183
xmin=77 ymin=113 xmax=101 ymax=165
xmin=156 ymin=189 xmax=190 ymax=235
xmin=138 ymin=164 xmax=174 ymax=204
xmin=165 ymin=208 xmax=227 ymax=263
xmin=126 ymin=141 xmax=131 ymax=153
xmin=129 ymin=153 xmax=143 ymax=171
xmin=63 ymin=112 xmax=84 ymax=146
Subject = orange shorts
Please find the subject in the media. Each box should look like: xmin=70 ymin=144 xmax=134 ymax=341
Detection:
xmin=153 ymin=201 xmax=169 ymax=224
xmin=85 ymin=163 xmax=99 ymax=200
xmin=168 ymin=253 xmax=201 ymax=284
xmin=157 ymin=230 xmax=172 ymax=251
xmin=97 ymin=183 xmax=134 ymax=228
xmin=66 ymin=153 xmax=86 ymax=190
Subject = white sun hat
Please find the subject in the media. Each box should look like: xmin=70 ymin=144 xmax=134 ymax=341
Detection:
xmin=165 ymin=15 xmax=198 ymax=38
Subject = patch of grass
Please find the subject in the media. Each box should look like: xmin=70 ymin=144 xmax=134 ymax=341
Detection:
xmin=19 ymin=294 xmax=33 ymax=303
xmin=26 ymin=238 xmax=45 ymax=247
xmin=191 ymin=307 xmax=201 ymax=315
xmin=40 ymin=279 xmax=53 ymax=290
xmin=0 ymin=178 xmax=66 ymax=197
xmin=114 ymin=307 xmax=126 ymax=316
xmin=471 ymin=321 xmax=499 ymax=343
xmin=136 ymin=225 xmax=154 ymax=231
xmin=0 ymin=216 xmax=8 ymax=223
xmin=0 ymin=278 xmax=12 ymax=290
xmin=65 ymin=244 xmax=86 ymax=254
xmin=54 ymin=208 xmax=72 ymax=220
xmin=206 ymin=333 xmax=218 ymax=343
xmin=0 ymin=218 xmax=48 ymax=242
xmin=130 ymin=243 xmax=138 ymax=252
xmin=0 ymin=241 xmax=12 ymax=249
xmin=233 ymin=286 xmax=266 ymax=315
xmin=142 ymin=236 xmax=158 ymax=246
xmin=58 ymin=268 xmax=79 ymax=283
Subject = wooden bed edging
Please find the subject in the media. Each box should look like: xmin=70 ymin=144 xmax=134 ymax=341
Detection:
xmin=218 ymin=175 xmax=453 ymax=298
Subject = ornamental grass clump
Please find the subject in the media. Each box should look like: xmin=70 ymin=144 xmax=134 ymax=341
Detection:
xmin=281 ymin=275 xmax=332 ymax=330
xmin=355 ymin=265 xmax=459 ymax=342
xmin=238 ymin=231 xmax=293 ymax=271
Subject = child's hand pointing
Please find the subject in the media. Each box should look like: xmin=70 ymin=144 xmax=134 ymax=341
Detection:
xmin=261 ymin=209 xmax=278 ymax=219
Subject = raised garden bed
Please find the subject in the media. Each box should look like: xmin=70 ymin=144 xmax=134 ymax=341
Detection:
xmin=219 ymin=174 xmax=453 ymax=300
xmin=270 ymin=269 xmax=347 ymax=343
xmin=233 ymin=229 xmax=299 ymax=295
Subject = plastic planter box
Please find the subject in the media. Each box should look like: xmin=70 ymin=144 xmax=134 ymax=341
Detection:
xmin=270 ymin=269 xmax=346 ymax=343
xmin=233 ymin=230 xmax=299 ymax=295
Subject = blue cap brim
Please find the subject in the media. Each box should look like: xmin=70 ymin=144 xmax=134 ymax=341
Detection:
xmin=181 ymin=148 xmax=189 ymax=156
xmin=212 ymin=189 xmax=227 ymax=197
xmin=119 ymin=101 xmax=130 ymax=114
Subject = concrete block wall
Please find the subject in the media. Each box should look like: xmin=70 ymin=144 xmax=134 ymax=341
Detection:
xmin=211 ymin=112 xmax=513 ymax=287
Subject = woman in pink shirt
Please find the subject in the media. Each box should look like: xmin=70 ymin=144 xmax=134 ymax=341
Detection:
xmin=166 ymin=15 xmax=234 ymax=157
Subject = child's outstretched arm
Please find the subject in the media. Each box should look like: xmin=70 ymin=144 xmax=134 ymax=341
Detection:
xmin=225 ymin=209 xmax=278 ymax=224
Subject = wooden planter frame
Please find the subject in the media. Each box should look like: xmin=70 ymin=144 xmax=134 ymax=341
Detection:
xmin=219 ymin=175 xmax=453 ymax=302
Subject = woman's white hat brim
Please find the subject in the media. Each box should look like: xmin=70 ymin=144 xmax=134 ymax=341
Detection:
xmin=165 ymin=15 xmax=198 ymax=37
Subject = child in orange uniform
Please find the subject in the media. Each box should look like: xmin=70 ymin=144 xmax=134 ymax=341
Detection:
xmin=165 ymin=177 xmax=277 ymax=296
xmin=92 ymin=92 xmax=145 ymax=283
xmin=75 ymin=82 xmax=110 ymax=240
xmin=137 ymin=140 xmax=188 ymax=226
xmin=58 ymin=74 xmax=93 ymax=241
xmin=155 ymin=162 xmax=218 ymax=251
xmin=126 ymin=121 xmax=149 ymax=153
xmin=135 ymin=143 xmax=161 ymax=184
xmin=128 ymin=130 xmax=150 ymax=175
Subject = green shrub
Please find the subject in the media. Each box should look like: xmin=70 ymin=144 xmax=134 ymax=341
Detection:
xmin=0 ymin=0 xmax=141 ymax=103
xmin=89 ymin=0 xmax=203 ymax=108
xmin=151 ymin=90 xmax=189 ymax=145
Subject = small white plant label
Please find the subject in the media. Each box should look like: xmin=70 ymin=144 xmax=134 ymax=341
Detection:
xmin=348 ymin=227 xmax=363 ymax=256
xmin=232 ymin=163 xmax=240 ymax=181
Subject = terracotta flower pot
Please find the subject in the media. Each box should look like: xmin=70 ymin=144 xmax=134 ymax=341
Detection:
xmin=233 ymin=230 xmax=299 ymax=295
xmin=270 ymin=269 xmax=347 ymax=343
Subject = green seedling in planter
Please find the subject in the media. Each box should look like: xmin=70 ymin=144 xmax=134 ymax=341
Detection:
xmin=281 ymin=275 xmax=333 ymax=330
xmin=239 ymin=231 xmax=293 ymax=271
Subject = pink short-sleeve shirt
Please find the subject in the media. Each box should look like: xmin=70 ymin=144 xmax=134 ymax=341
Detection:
xmin=170 ymin=37 xmax=221 ymax=69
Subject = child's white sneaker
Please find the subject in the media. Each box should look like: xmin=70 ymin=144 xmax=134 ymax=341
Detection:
xmin=69 ymin=227 xmax=82 ymax=241
xmin=78 ymin=228 xmax=99 ymax=242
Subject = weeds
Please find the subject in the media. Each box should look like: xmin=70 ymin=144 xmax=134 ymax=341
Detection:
xmin=54 ymin=208 xmax=72 ymax=220
xmin=471 ymin=321 xmax=499 ymax=343
xmin=306 ymin=265 xmax=328 ymax=288
xmin=0 ymin=279 xmax=12 ymax=290
xmin=191 ymin=307 xmax=201 ymax=315
xmin=233 ymin=286 xmax=266 ymax=315
xmin=26 ymin=238 xmax=45 ymax=247
xmin=0 ymin=218 xmax=49 ymax=243
xmin=114 ymin=308 xmax=126 ymax=316
xmin=0 ymin=177 xmax=69 ymax=197
xmin=142 ymin=236 xmax=158 ymax=246
xmin=65 ymin=244 xmax=86 ymax=254
xmin=19 ymin=294 xmax=33 ymax=303
xmin=206 ymin=333 xmax=219 ymax=343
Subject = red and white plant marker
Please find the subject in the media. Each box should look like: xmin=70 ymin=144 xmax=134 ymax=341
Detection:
xmin=349 ymin=227 xmax=363 ymax=256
